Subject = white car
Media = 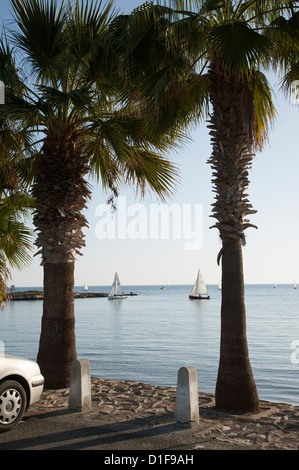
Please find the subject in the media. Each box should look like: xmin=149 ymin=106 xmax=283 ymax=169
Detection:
xmin=0 ymin=355 xmax=44 ymax=432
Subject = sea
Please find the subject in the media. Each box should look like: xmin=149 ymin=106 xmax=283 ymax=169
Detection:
xmin=1 ymin=284 xmax=298 ymax=406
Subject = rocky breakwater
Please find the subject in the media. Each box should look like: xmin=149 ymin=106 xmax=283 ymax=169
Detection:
xmin=10 ymin=290 xmax=109 ymax=300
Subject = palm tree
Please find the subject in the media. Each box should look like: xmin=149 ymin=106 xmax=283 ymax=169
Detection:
xmin=122 ymin=0 xmax=298 ymax=412
xmin=0 ymin=37 xmax=33 ymax=307
xmin=4 ymin=0 xmax=179 ymax=388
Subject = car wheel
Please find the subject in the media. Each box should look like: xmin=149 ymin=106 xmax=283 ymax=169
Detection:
xmin=0 ymin=380 xmax=27 ymax=432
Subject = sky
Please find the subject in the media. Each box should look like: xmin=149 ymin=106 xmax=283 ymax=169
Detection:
xmin=1 ymin=0 xmax=299 ymax=287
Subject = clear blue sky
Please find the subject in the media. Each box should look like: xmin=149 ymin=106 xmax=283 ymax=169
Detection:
xmin=2 ymin=0 xmax=299 ymax=287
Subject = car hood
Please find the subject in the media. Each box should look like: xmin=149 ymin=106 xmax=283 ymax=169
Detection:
xmin=0 ymin=354 xmax=42 ymax=380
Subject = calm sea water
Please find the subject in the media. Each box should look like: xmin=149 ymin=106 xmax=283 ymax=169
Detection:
xmin=1 ymin=284 xmax=298 ymax=406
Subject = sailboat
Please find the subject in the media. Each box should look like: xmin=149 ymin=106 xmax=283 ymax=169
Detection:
xmin=189 ymin=269 xmax=210 ymax=300
xmin=83 ymin=282 xmax=88 ymax=291
xmin=108 ymin=272 xmax=127 ymax=300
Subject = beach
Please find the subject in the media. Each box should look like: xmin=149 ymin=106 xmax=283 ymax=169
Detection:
xmin=0 ymin=377 xmax=298 ymax=450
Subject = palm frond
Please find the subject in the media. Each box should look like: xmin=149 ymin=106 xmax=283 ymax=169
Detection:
xmin=123 ymin=149 xmax=179 ymax=199
xmin=0 ymin=256 xmax=11 ymax=307
xmin=0 ymin=219 xmax=33 ymax=269
xmin=265 ymin=9 xmax=299 ymax=97
xmin=37 ymin=84 xmax=92 ymax=110
xmin=10 ymin=0 xmax=68 ymax=84
xmin=68 ymin=0 xmax=118 ymax=83
xmin=280 ymin=61 xmax=299 ymax=90
xmin=0 ymin=190 xmax=34 ymax=305
xmin=207 ymin=21 xmax=272 ymax=75
xmin=87 ymin=110 xmax=180 ymax=200
xmin=247 ymin=69 xmax=277 ymax=148
xmin=3 ymin=89 xmax=46 ymax=126
xmin=0 ymin=35 xmax=25 ymax=95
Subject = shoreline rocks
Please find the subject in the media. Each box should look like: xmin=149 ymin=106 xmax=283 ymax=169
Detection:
xmin=10 ymin=290 xmax=109 ymax=300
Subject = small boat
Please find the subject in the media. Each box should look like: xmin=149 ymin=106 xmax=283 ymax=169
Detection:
xmin=189 ymin=269 xmax=210 ymax=300
xmin=294 ymin=281 xmax=297 ymax=289
xmin=83 ymin=282 xmax=88 ymax=291
xmin=108 ymin=272 xmax=127 ymax=300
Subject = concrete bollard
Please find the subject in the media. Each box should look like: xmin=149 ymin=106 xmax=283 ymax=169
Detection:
xmin=175 ymin=366 xmax=199 ymax=427
xmin=69 ymin=358 xmax=92 ymax=412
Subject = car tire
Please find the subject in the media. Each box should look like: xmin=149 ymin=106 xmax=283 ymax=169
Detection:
xmin=0 ymin=380 xmax=27 ymax=432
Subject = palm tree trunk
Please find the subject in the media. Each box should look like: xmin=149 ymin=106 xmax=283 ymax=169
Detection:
xmin=216 ymin=238 xmax=259 ymax=412
xmin=33 ymin=127 xmax=90 ymax=389
xmin=37 ymin=262 xmax=76 ymax=389
xmin=208 ymin=60 xmax=259 ymax=412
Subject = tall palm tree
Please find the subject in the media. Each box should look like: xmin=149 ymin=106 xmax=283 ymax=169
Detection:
xmin=4 ymin=0 xmax=179 ymax=388
xmin=122 ymin=0 xmax=298 ymax=412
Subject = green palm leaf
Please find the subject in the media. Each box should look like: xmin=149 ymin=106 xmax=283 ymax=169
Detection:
xmin=10 ymin=0 xmax=68 ymax=83
xmin=207 ymin=21 xmax=272 ymax=74
xmin=0 ymin=193 xmax=34 ymax=305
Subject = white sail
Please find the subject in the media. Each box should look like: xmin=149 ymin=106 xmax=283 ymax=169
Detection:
xmin=83 ymin=282 xmax=88 ymax=291
xmin=108 ymin=272 xmax=127 ymax=299
xmin=190 ymin=270 xmax=208 ymax=296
